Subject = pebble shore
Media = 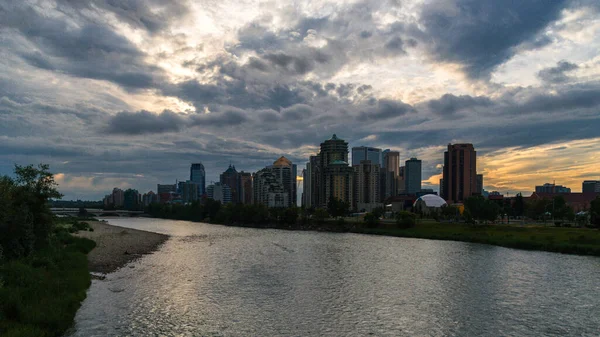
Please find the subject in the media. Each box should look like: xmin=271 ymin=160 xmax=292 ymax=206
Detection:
xmin=75 ymin=220 xmax=169 ymax=274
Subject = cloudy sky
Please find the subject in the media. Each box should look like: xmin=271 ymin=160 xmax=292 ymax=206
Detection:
xmin=1 ymin=0 xmax=600 ymax=200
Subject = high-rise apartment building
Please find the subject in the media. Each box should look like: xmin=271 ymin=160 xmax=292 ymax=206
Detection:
xmin=476 ymin=174 xmax=483 ymax=195
xmin=157 ymin=184 xmax=176 ymax=194
xmin=353 ymin=160 xmax=380 ymax=211
xmin=397 ymin=166 xmax=405 ymax=194
xmin=535 ymin=183 xmax=571 ymax=194
xmin=112 ymin=187 xmax=124 ymax=208
xmin=123 ymin=189 xmax=140 ymax=210
xmin=305 ymin=155 xmax=321 ymax=208
xmin=253 ymin=167 xmax=288 ymax=208
xmin=190 ymin=163 xmax=206 ymax=195
xmin=207 ymin=182 xmax=232 ymax=204
xmin=179 ymin=180 xmax=199 ymax=203
xmin=239 ymin=172 xmax=253 ymax=204
xmin=352 ymin=146 xmax=382 ymax=166
xmin=252 ymin=156 xmax=296 ymax=208
xmin=324 ymin=160 xmax=354 ymax=206
xmin=318 ymin=134 xmax=350 ymax=207
xmin=442 ymin=143 xmax=477 ymax=203
xmin=405 ymin=158 xmax=422 ymax=195
xmin=382 ymin=150 xmax=400 ymax=199
xmin=582 ymin=180 xmax=600 ymax=193
xmin=220 ymin=164 xmax=241 ymax=203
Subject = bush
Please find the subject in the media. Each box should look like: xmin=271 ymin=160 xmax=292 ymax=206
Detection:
xmin=0 ymin=235 xmax=95 ymax=337
xmin=396 ymin=211 xmax=416 ymax=229
xmin=363 ymin=213 xmax=379 ymax=228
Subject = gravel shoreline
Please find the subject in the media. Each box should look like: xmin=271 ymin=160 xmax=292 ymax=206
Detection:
xmin=75 ymin=220 xmax=169 ymax=274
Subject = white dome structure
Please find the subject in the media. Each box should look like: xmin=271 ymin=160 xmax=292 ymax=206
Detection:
xmin=413 ymin=194 xmax=447 ymax=214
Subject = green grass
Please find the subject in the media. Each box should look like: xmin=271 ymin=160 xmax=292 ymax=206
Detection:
xmin=0 ymin=229 xmax=96 ymax=337
xmin=352 ymin=221 xmax=600 ymax=256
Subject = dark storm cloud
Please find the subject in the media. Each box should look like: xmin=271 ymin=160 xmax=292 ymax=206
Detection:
xmin=190 ymin=108 xmax=249 ymax=127
xmin=538 ymin=61 xmax=579 ymax=83
xmin=55 ymin=0 xmax=189 ymax=34
xmin=105 ymin=110 xmax=184 ymax=135
xmin=1 ymin=3 xmax=165 ymax=90
xmin=359 ymin=99 xmax=415 ymax=120
xmin=427 ymin=94 xmax=492 ymax=116
xmin=418 ymin=0 xmax=569 ymax=78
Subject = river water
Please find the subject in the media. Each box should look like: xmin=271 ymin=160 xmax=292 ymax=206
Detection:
xmin=69 ymin=218 xmax=600 ymax=336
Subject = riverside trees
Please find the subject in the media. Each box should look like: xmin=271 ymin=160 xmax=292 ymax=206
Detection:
xmin=0 ymin=164 xmax=62 ymax=259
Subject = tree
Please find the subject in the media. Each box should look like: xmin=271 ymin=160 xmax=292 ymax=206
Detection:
xmin=396 ymin=211 xmax=416 ymax=229
xmin=589 ymin=197 xmax=600 ymax=228
xmin=363 ymin=212 xmax=379 ymax=228
xmin=313 ymin=208 xmax=329 ymax=225
xmin=513 ymin=193 xmax=526 ymax=217
xmin=327 ymin=197 xmax=349 ymax=218
xmin=0 ymin=164 xmax=62 ymax=259
xmin=464 ymin=195 xmax=500 ymax=224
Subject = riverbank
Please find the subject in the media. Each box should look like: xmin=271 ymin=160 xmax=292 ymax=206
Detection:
xmin=148 ymin=215 xmax=600 ymax=257
xmin=75 ymin=220 xmax=169 ymax=274
xmin=351 ymin=221 xmax=600 ymax=256
xmin=0 ymin=229 xmax=95 ymax=337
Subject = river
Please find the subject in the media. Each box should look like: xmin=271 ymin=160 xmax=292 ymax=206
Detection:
xmin=69 ymin=218 xmax=600 ymax=336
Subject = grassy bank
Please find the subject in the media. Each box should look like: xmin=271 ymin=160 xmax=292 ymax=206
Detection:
xmin=352 ymin=221 xmax=600 ymax=256
xmin=0 ymin=228 xmax=96 ymax=337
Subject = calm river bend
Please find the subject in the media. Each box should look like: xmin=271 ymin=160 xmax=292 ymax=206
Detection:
xmin=69 ymin=218 xmax=600 ymax=336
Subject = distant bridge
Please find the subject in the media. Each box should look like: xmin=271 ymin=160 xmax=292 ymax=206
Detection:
xmin=50 ymin=208 xmax=145 ymax=217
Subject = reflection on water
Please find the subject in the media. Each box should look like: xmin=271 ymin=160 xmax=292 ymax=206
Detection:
xmin=70 ymin=218 xmax=600 ymax=336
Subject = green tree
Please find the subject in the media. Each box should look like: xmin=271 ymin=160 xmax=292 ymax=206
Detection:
xmin=513 ymin=193 xmax=526 ymax=217
xmin=0 ymin=164 xmax=62 ymax=259
xmin=313 ymin=208 xmax=329 ymax=225
xmin=363 ymin=212 xmax=379 ymax=228
xmin=327 ymin=197 xmax=349 ymax=218
xmin=590 ymin=196 xmax=600 ymax=228
xmin=396 ymin=211 xmax=416 ymax=229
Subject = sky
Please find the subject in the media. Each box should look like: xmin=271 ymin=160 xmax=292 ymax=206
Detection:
xmin=1 ymin=0 xmax=599 ymax=200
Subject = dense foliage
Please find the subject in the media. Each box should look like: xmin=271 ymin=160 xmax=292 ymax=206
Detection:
xmin=395 ymin=211 xmax=417 ymax=229
xmin=0 ymin=164 xmax=62 ymax=260
xmin=0 ymin=164 xmax=96 ymax=337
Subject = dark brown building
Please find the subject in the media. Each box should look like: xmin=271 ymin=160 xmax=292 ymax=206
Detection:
xmin=442 ymin=143 xmax=477 ymax=204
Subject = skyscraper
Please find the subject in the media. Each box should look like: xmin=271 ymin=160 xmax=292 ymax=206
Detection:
xmin=582 ymin=180 xmax=600 ymax=193
xmin=271 ymin=156 xmax=297 ymax=207
xmin=220 ymin=164 xmax=241 ymax=203
xmin=239 ymin=172 xmax=253 ymax=204
xmin=253 ymin=167 xmax=289 ymax=208
xmin=353 ymin=160 xmax=380 ymax=211
xmin=318 ymin=134 xmax=350 ymax=207
xmin=476 ymin=174 xmax=483 ymax=195
xmin=442 ymin=143 xmax=477 ymax=203
xmin=307 ymin=155 xmax=321 ymax=208
xmin=190 ymin=163 xmax=206 ymax=195
xmin=382 ymin=150 xmax=400 ymax=199
xmin=352 ymin=146 xmax=382 ymax=166
xmin=324 ymin=160 xmax=354 ymax=207
xmin=405 ymin=158 xmax=422 ymax=195
xmin=207 ymin=182 xmax=232 ymax=204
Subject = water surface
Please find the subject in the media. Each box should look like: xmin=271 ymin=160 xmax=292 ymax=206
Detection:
xmin=70 ymin=218 xmax=600 ymax=336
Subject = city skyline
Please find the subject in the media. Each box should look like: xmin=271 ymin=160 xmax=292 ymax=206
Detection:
xmin=1 ymin=1 xmax=600 ymax=200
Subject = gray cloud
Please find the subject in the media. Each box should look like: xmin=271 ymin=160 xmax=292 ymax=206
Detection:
xmin=417 ymin=0 xmax=569 ymax=78
xmin=427 ymin=94 xmax=493 ymax=116
xmin=1 ymin=3 xmax=165 ymax=90
xmin=105 ymin=110 xmax=184 ymax=135
xmin=538 ymin=61 xmax=579 ymax=83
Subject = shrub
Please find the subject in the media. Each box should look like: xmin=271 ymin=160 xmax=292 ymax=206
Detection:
xmin=396 ymin=211 xmax=416 ymax=229
xmin=363 ymin=213 xmax=379 ymax=228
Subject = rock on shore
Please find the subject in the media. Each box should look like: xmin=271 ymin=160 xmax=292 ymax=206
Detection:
xmin=75 ymin=220 xmax=169 ymax=274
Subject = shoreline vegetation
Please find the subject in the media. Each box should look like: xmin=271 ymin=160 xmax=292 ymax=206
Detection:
xmin=146 ymin=200 xmax=600 ymax=257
